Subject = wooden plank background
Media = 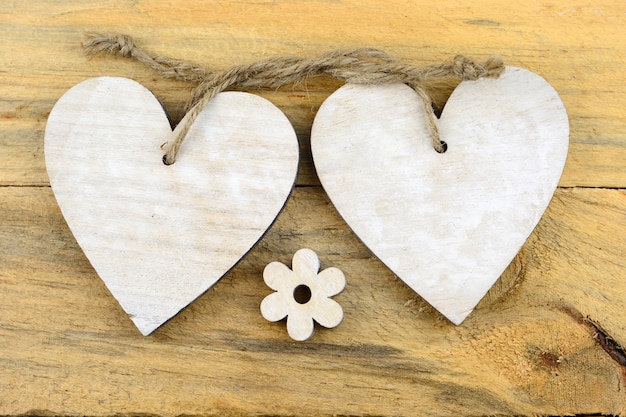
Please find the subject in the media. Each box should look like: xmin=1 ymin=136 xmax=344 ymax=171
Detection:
xmin=0 ymin=1 xmax=624 ymax=415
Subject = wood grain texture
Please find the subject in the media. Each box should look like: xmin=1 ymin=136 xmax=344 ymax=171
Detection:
xmin=0 ymin=1 xmax=625 ymax=416
xmin=312 ymin=68 xmax=569 ymax=325
xmin=1 ymin=186 xmax=625 ymax=416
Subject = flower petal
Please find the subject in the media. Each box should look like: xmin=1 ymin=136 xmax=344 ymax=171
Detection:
xmin=286 ymin=308 xmax=315 ymax=341
xmin=263 ymin=261 xmax=294 ymax=292
xmin=260 ymin=292 xmax=289 ymax=322
xmin=292 ymin=248 xmax=319 ymax=281
xmin=316 ymin=267 xmax=346 ymax=297
xmin=312 ymin=298 xmax=344 ymax=329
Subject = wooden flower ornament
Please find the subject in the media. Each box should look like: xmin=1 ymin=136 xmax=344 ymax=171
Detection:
xmin=261 ymin=249 xmax=346 ymax=341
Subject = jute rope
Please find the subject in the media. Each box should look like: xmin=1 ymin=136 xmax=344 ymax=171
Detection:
xmin=83 ymin=33 xmax=505 ymax=164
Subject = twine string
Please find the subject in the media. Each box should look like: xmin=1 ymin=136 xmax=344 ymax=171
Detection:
xmin=83 ymin=33 xmax=505 ymax=164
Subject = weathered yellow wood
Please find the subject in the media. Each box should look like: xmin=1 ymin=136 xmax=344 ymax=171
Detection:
xmin=0 ymin=1 xmax=625 ymax=416
xmin=1 ymin=1 xmax=625 ymax=188
xmin=1 ymin=186 xmax=625 ymax=415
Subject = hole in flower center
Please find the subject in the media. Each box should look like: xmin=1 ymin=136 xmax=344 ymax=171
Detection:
xmin=293 ymin=284 xmax=312 ymax=304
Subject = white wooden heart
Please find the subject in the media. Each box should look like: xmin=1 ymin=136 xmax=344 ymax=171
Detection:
xmin=311 ymin=67 xmax=569 ymax=325
xmin=45 ymin=77 xmax=299 ymax=335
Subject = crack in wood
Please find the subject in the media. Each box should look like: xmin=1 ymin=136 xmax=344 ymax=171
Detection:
xmin=560 ymin=305 xmax=626 ymax=368
xmin=585 ymin=319 xmax=626 ymax=368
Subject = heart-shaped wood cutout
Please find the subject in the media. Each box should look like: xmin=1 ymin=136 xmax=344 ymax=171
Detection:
xmin=311 ymin=67 xmax=568 ymax=324
xmin=45 ymin=77 xmax=299 ymax=335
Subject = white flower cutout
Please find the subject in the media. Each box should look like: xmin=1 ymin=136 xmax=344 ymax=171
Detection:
xmin=260 ymin=248 xmax=346 ymax=341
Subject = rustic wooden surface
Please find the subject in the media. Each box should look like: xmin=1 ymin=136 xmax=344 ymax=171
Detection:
xmin=0 ymin=1 xmax=624 ymax=416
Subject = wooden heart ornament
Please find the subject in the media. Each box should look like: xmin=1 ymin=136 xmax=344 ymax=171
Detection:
xmin=311 ymin=67 xmax=569 ymax=324
xmin=45 ymin=77 xmax=299 ymax=335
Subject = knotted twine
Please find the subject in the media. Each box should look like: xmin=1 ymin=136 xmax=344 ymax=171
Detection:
xmin=82 ymin=33 xmax=505 ymax=165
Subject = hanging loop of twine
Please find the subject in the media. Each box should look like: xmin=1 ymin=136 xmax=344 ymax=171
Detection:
xmin=83 ymin=33 xmax=505 ymax=164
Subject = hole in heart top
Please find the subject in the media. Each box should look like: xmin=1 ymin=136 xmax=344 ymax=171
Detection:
xmin=293 ymin=284 xmax=312 ymax=304
xmin=436 ymin=140 xmax=448 ymax=153
xmin=162 ymin=154 xmax=172 ymax=166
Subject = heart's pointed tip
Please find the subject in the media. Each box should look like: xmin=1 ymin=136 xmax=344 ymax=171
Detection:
xmin=440 ymin=308 xmax=473 ymax=326
xmin=447 ymin=315 xmax=466 ymax=326
xmin=131 ymin=317 xmax=164 ymax=336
